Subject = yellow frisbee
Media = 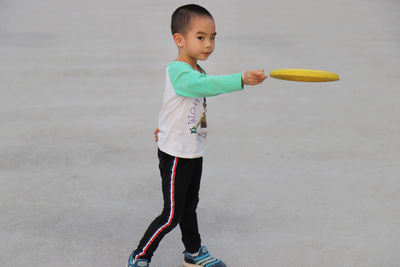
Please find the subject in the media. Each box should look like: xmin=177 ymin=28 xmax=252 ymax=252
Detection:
xmin=269 ymin=69 xmax=340 ymax=82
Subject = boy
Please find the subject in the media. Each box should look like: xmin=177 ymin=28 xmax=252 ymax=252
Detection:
xmin=127 ymin=4 xmax=267 ymax=267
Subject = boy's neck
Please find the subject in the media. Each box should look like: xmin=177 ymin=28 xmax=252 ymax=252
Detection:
xmin=176 ymin=55 xmax=199 ymax=71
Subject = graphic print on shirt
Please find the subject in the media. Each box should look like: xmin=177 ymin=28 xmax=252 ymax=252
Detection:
xmin=188 ymin=98 xmax=207 ymax=142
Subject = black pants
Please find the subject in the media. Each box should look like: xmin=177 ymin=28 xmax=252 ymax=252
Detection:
xmin=133 ymin=149 xmax=202 ymax=261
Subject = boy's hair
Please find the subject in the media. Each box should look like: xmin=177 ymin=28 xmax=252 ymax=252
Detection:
xmin=171 ymin=4 xmax=213 ymax=35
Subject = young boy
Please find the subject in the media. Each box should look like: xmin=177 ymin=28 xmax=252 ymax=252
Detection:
xmin=127 ymin=4 xmax=267 ymax=267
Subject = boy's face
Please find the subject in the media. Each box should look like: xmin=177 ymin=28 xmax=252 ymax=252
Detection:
xmin=175 ymin=15 xmax=216 ymax=62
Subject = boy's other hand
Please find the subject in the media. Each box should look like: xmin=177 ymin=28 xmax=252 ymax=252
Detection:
xmin=242 ymin=69 xmax=268 ymax=85
xmin=154 ymin=128 xmax=160 ymax=142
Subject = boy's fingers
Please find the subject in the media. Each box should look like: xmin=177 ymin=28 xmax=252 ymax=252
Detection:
xmin=154 ymin=128 xmax=160 ymax=142
xmin=256 ymin=71 xmax=267 ymax=80
xmin=256 ymin=70 xmax=267 ymax=77
xmin=244 ymin=69 xmax=268 ymax=85
xmin=259 ymin=70 xmax=268 ymax=80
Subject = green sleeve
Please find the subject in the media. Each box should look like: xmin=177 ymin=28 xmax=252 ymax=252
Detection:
xmin=168 ymin=61 xmax=244 ymax=97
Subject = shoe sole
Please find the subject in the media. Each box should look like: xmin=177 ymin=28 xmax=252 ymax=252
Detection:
xmin=183 ymin=261 xmax=202 ymax=267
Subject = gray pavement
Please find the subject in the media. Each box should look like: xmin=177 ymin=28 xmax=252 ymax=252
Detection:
xmin=1 ymin=0 xmax=400 ymax=266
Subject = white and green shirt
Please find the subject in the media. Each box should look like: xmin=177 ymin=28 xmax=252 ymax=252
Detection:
xmin=157 ymin=61 xmax=243 ymax=158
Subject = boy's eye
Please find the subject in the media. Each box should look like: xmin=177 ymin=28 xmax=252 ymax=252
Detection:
xmin=211 ymin=36 xmax=216 ymax=40
xmin=197 ymin=37 xmax=204 ymax=40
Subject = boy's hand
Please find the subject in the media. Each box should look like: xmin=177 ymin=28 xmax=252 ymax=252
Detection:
xmin=242 ymin=69 xmax=268 ymax=85
xmin=154 ymin=128 xmax=160 ymax=142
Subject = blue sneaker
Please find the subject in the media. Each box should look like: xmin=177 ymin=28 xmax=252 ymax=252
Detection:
xmin=126 ymin=252 xmax=150 ymax=267
xmin=183 ymin=246 xmax=227 ymax=267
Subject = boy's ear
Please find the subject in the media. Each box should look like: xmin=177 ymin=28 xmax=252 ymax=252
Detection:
xmin=173 ymin=33 xmax=184 ymax=48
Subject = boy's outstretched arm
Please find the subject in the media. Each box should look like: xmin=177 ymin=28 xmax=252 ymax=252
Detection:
xmin=242 ymin=69 xmax=268 ymax=86
xmin=155 ymin=70 xmax=266 ymax=141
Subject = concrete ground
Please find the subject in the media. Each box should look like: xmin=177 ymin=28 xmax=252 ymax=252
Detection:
xmin=1 ymin=0 xmax=399 ymax=266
